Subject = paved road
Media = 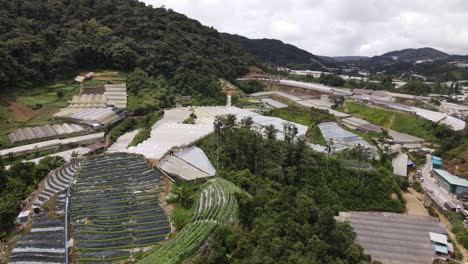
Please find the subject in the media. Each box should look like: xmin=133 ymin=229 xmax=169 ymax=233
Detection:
xmin=421 ymin=154 xmax=460 ymax=209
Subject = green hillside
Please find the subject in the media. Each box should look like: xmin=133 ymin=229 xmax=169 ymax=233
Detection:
xmin=223 ymin=33 xmax=335 ymax=69
xmin=0 ymin=0 xmax=256 ymax=97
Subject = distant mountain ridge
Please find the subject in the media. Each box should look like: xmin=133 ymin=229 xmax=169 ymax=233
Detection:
xmin=332 ymin=56 xmax=369 ymax=62
xmin=223 ymin=33 xmax=336 ymax=69
xmin=381 ymin=47 xmax=449 ymax=61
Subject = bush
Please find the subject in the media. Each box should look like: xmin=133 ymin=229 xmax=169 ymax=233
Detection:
xmin=234 ymin=80 xmax=264 ymax=94
xmin=412 ymin=180 xmax=423 ymax=193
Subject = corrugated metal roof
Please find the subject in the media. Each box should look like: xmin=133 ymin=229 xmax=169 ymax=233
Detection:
xmin=433 ymin=244 xmax=448 ymax=254
xmin=433 ymin=169 xmax=468 ymax=188
xmin=429 ymin=232 xmax=447 ymax=245
xmin=336 ymin=211 xmax=446 ymax=264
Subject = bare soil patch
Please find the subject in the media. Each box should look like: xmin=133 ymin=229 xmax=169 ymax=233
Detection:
xmin=9 ymin=102 xmax=36 ymax=121
xmin=403 ymin=191 xmax=429 ymax=216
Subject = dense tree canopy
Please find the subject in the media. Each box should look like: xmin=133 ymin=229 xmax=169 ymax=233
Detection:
xmin=0 ymin=0 xmax=256 ymax=96
xmin=0 ymin=156 xmax=64 ymax=239
xmin=193 ymin=115 xmax=405 ymax=263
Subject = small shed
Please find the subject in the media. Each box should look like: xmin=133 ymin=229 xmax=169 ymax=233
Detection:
xmin=16 ymin=211 xmax=30 ymax=224
xmin=432 ymin=156 xmax=443 ymax=169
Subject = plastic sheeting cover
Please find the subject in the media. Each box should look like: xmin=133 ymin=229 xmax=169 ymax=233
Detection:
xmin=174 ymin=146 xmax=216 ymax=176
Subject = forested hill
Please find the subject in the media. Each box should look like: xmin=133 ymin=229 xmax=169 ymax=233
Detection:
xmin=0 ymin=0 xmax=256 ymax=96
xmin=223 ymin=33 xmax=336 ymax=69
xmin=381 ymin=47 xmax=449 ymax=61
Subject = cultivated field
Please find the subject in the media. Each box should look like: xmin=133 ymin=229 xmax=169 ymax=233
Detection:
xmin=0 ymin=82 xmax=80 ymax=147
xmin=69 ymin=153 xmax=170 ymax=262
xmin=139 ymin=178 xmax=244 ymax=264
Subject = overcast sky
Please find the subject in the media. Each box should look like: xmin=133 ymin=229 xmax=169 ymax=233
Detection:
xmin=143 ymin=0 xmax=468 ymax=57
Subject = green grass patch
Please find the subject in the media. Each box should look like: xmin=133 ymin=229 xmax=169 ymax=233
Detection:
xmin=83 ymin=79 xmax=106 ymax=88
xmin=0 ymin=81 xmax=80 ymax=148
xmin=341 ymin=102 xmax=437 ymax=141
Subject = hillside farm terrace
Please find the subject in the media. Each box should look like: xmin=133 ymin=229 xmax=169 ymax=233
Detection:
xmin=9 ymin=212 xmax=67 ymax=264
xmin=139 ymin=178 xmax=244 ymax=264
xmin=69 ymin=153 xmax=170 ymax=262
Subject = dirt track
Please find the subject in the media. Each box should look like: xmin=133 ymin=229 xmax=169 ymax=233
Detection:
xmin=403 ymin=190 xmax=429 ymax=216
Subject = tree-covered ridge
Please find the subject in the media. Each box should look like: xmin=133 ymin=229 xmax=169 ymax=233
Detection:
xmin=223 ymin=33 xmax=336 ymax=70
xmin=381 ymin=47 xmax=449 ymax=61
xmin=0 ymin=0 xmax=256 ymax=96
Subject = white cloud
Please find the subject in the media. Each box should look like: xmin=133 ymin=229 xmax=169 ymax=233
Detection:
xmin=270 ymin=20 xmax=303 ymax=41
xmin=144 ymin=0 xmax=468 ymax=56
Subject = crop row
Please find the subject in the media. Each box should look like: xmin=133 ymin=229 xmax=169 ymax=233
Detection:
xmin=138 ymin=177 xmax=245 ymax=264
xmin=194 ymin=177 xmax=243 ymax=223
xmin=138 ymin=221 xmax=217 ymax=264
xmin=69 ymin=153 xmax=170 ymax=261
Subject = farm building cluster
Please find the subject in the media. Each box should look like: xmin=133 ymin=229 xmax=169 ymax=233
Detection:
xmin=125 ymin=106 xmax=308 ymax=162
xmin=251 ymin=79 xmax=466 ymax=131
xmin=53 ymin=83 xmax=127 ymax=127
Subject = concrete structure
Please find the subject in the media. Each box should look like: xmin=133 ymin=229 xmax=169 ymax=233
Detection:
xmin=433 ymin=169 xmax=468 ymax=196
xmin=392 ymin=152 xmax=409 ymax=177
xmin=335 ymin=211 xmax=447 ymax=264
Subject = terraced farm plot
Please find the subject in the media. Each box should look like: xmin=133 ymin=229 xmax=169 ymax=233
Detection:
xmin=69 ymin=153 xmax=170 ymax=262
xmin=33 ymin=159 xmax=81 ymax=211
xmin=139 ymin=178 xmax=244 ymax=264
xmin=9 ymin=212 xmax=66 ymax=264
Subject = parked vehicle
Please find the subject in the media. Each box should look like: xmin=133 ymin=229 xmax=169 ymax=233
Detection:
xmin=444 ymin=202 xmax=457 ymax=212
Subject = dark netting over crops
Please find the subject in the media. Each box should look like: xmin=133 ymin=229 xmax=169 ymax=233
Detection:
xmin=69 ymin=153 xmax=170 ymax=261
xmin=9 ymin=212 xmax=66 ymax=264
